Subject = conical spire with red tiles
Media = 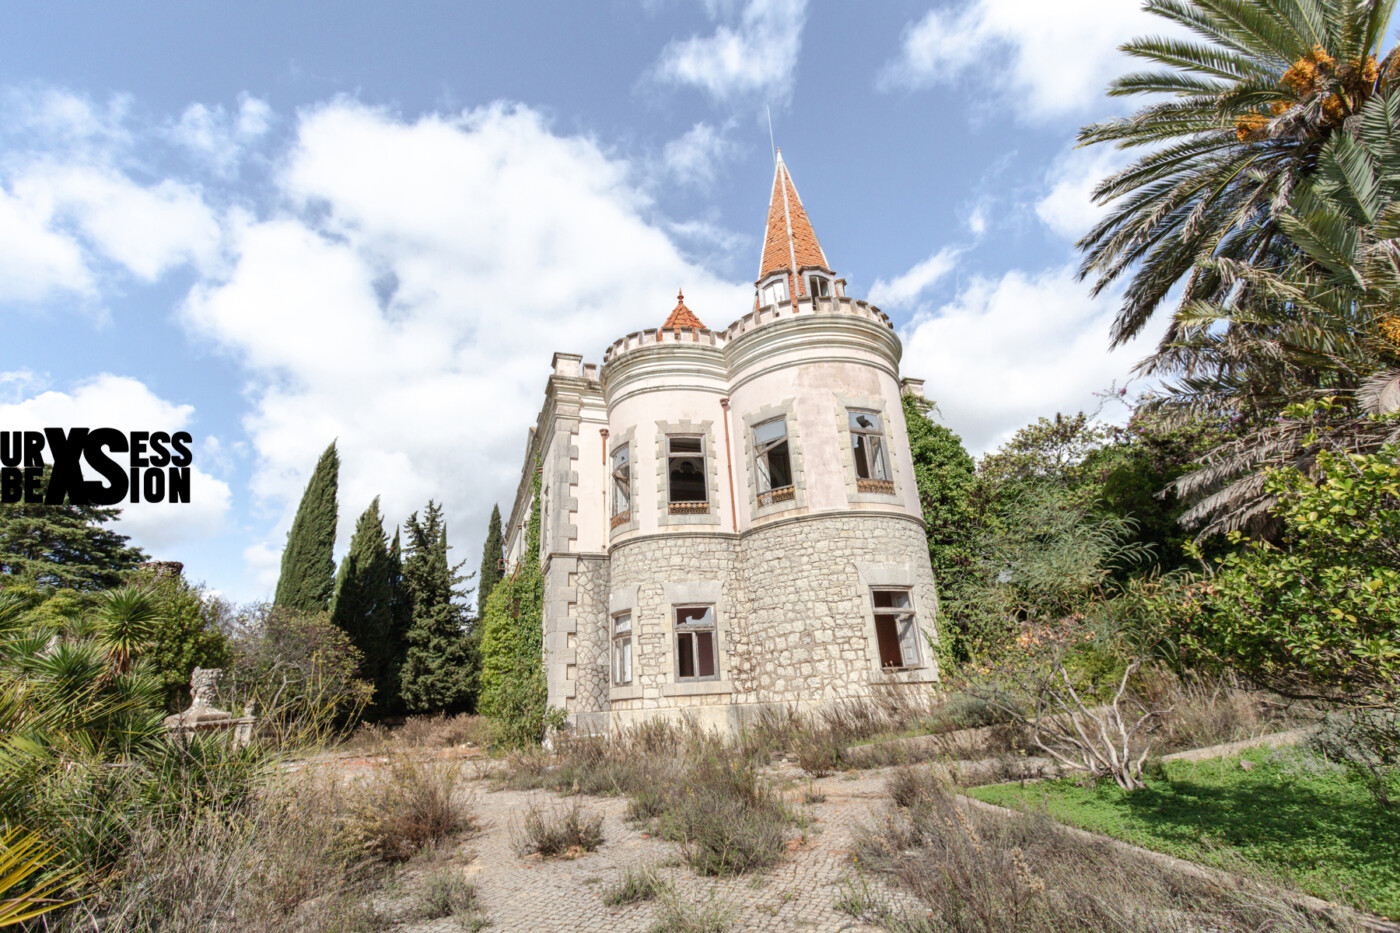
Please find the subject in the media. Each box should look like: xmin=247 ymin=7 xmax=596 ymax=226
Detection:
xmin=757 ymin=149 xmax=831 ymax=298
xmin=662 ymin=288 xmax=706 ymax=330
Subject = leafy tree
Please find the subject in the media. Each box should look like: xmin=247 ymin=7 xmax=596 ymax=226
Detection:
xmin=979 ymin=411 xmax=1115 ymax=492
xmin=902 ymin=395 xmax=977 ymax=579
xmin=0 ymin=472 xmax=146 ymax=590
xmin=274 ymin=442 xmax=338 ymax=613
xmin=397 ymin=501 xmax=477 ymax=713
xmin=1079 ymin=0 xmax=1399 ymax=349
xmin=128 ymin=568 xmax=233 ymax=710
xmin=329 ymin=498 xmax=395 ymax=712
xmin=477 ymin=468 xmax=550 ymax=747
xmin=1177 ymin=438 xmax=1400 ymax=706
xmin=477 ymin=504 xmax=505 ymax=611
xmin=227 ymin=602 xmax=372 ymax=729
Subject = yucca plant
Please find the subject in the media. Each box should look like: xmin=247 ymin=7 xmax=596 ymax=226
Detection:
xmin=1081 ymin=0 xmax=1399 ymax=350
xmin=0 ymin=828 xmax=80 ymax=927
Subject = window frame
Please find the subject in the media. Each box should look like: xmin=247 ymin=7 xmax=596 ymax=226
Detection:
xmin=758 ymin=275 xmax=789 ymax=308
xmin=666 ymin=434 xmax=709 ymax=510
xmin=611 ymin=445 xmax=632 ymax=523
xmin=845 ymin=409 xmax=890 ymax=490
xmin=611 ymin=611 xmax=633 ymax=686
xmin=870 ymin=587 xmax=921 ymax=670
xmin=673 ymin=604 xmax=720 ymax=682
xmin=751 ymin=416 xmax=794 ymax=506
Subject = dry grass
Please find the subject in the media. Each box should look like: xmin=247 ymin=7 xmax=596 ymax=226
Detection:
xmin=513 ymin=799 xmax=604 ymax=858
xmin=343 ymin=713 xmax=493 ymax=752
xmin=64 ymin=756 xmax=474 ymax=933
xmin=648 ymin=887 xmax=732 ymax=933
xmin=345 ymin=754 xmax=472 ymax=862
xmin=414 ymin=866 xmax=488 ymax=931
xmin=846 ymin=766 xmax=1358 ymax=933
xmin=601 ymin=863 xmax=672 ymax=906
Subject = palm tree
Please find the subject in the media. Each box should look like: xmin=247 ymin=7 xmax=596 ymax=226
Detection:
xmin=1152 ymin=86 xmax=1400 ymax=533
xmin=1080 ymin=0 xmax=1398 ymax=350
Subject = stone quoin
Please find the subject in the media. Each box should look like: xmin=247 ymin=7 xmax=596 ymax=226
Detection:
xmin=502 ymin=151 xmax=942 ymax=733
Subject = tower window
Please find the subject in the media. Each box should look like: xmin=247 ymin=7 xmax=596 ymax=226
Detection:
xmin=753 ymin=417 xmax=794 ymax=507
xmin=675 ymin=605 xmax=718 ymax=681
xmin=872 ymin=588 xmax=920 ymax=669
xmin=611 ymin=446 xmax=631 ymax=525
xmin=667 ymin=435 xmax=708 ymax=511
xmin=808 ymin=275 xmax=830 ymax=298
xmin=759 ymin=277 xmax=788 ymax=308
xmin=849 ymin=410 xmax=893 ymax=493
xmin=612 ymin=612 xmax=633 ymax=686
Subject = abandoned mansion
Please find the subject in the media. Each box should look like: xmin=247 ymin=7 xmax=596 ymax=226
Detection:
xmin=502 ymin=152 xmax=941 ymax=733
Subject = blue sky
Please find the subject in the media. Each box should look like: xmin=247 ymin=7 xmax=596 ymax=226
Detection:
xmin=1 ymin=0 xmax=1188 ymax=601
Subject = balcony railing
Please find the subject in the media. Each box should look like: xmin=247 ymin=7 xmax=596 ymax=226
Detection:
xmin=610 ymin=510 xmax=631 ymax=529
xmin=756 ymin=485 xmax=796 ymax=508
xmin=857 ymin=478 xmax=896 ymax=495
xmin=668 ymin=501 xmax=710 ymax=515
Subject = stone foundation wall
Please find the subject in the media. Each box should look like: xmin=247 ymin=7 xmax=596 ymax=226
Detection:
xmin=740 ymin=512 xmax=939 ymax=705
xmin=560 ymin=512 xmax=940 ymax=734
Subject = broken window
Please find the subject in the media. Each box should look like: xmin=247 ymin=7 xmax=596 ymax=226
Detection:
xmin=612 ymin=612 xmax=633 ymax=686
xmin=667 ymin=435 xmax=708 ymax=513
xmin=675 ymin=605 xmax=718 ymax=681
xmin=872 ymin=589 xmax=920 ymax=669
xmin=808 ymin=274 xmax=830 ymax=298
xmin=753 ymin=417 xmax=794 ymax=507
xmin=611 ymin=446 xmax=631 ymax=527
xmin=850 ymin=410 xmax=893 ymax=494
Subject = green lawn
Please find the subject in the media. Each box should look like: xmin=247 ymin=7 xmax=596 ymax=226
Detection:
xmin=969 ymin=747 xmax=1400 ymax=920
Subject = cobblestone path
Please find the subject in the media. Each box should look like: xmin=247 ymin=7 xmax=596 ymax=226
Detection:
xmin=396 ymin=766 xmax=909 ymax=933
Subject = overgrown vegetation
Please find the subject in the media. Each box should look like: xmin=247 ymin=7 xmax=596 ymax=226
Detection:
xmin=849 ymin=766 xmax=1363 ymax=932
xmin=972 ymin=747 xmax=1400 ymax=920
xmin=514 ymin=799 xmax=604 ymax=858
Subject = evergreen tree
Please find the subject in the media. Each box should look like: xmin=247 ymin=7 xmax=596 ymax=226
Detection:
xmin=477 ymin=504 xmax=504 ymax=611
xmin=398 ymin=501 xmax=477 ymax=713
xmin=0 ymin=469 xmax=147 ymax=589
xmin=274 ymin=442 xmax=339 ymax=613
xmin=381 ymin=526 xmax=409 ymax=713
xmin=329 ymin=498 xmax=395 ymax=710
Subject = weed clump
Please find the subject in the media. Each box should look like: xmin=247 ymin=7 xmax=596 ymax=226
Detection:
xmin=515 ymin=799 xmax=604 ymax=858
xmin=601 ymin=864 xmax=670 ymax=906
xmin=415 ymin=867 xmax=488 ymax=930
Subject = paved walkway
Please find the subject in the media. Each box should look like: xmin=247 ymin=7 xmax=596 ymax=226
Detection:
xmin=393 ymin=764 xmax=910 ymax=933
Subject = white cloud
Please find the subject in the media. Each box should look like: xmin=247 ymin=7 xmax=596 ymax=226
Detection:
xmin=1035 ymin=145 xmax=1131 ymax=242
xmin=169 ymin=95 xmax=273 ymax=176
xmin=0 ymin=185 xmax=94 ymax=302
xmin=651 ymin=0 xmax=807 ymax=104
xmin=11 ymin=165 xmax=222 ymax=280
xmin=900 ymin=263 xmax=1146 ymax=455
xmin=181 ymin=100 xmax=749 ymax=591
xmin=868 ymin=246 xmax=961 ymax=310
xmin=878 ymin=0 xmax=1162 ymax=118
xmin=0 ymin=374 xmax=233 ymax=552
xmin=662 ymin=121 xmax=738 ymax=187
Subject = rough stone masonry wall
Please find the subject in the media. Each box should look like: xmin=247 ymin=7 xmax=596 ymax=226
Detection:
xmin=739 ymin=512 xmax=940 ymax=706
xmin=606 ymin=533 xmax=749 ymax=714
xmin=569 ymin=554 xmax=610 ymax=714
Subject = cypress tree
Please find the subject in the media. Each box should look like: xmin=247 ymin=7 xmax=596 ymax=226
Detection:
xmin=330 ymin=497 xmax=394 ymax=710
xmin=382 ymin=526 xmax=408 ymax=713
xmin=477 ymin=504 xmax=504 ymax=611
xmin=274 ymin=442 xmax=339 ymax=612
xmin=398 ymin=501 xmax=477 ymax=713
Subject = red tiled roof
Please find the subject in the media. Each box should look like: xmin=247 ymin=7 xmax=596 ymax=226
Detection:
xmin=757 ymin=150 xmax=829 ymax=296
xmin=662 ymin=289 xmax=706 ymax=330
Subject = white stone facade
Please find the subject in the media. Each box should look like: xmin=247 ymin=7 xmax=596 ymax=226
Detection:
xmin=503 ymin=159 xmax=941 ymax=733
